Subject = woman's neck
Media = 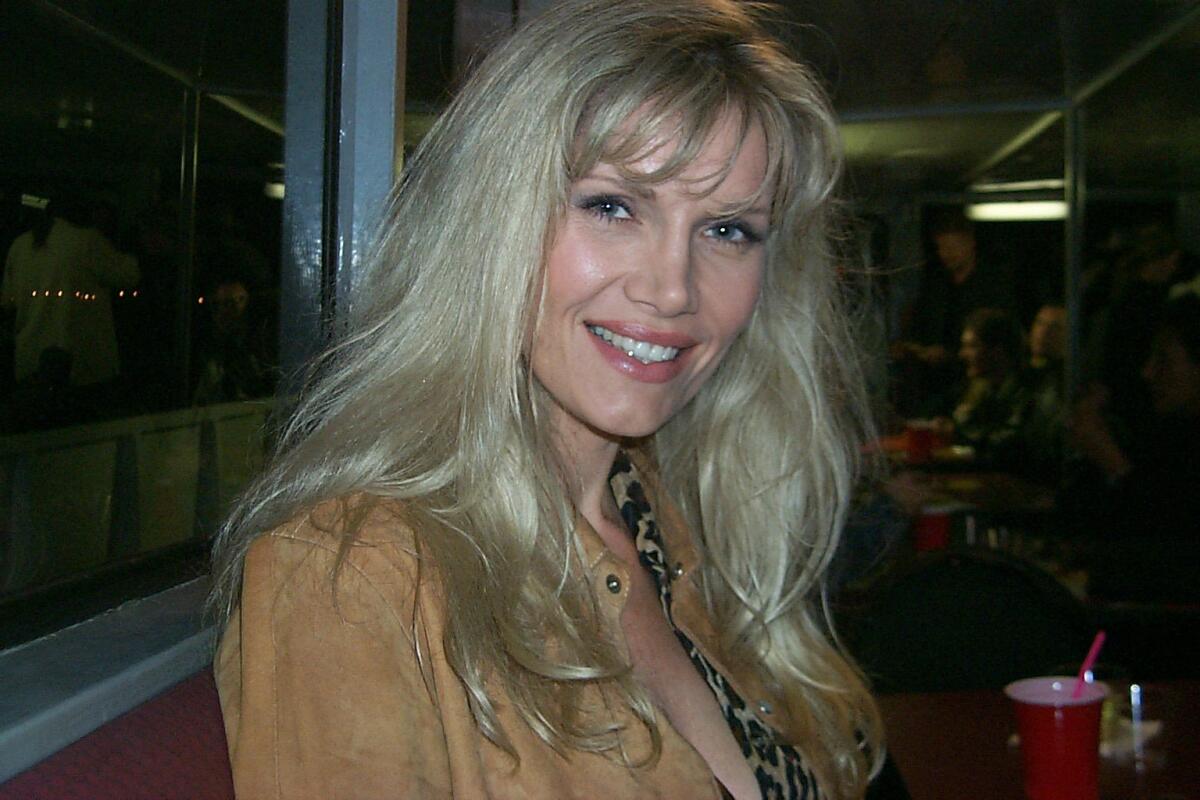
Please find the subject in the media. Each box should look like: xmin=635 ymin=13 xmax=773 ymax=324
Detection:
xmin=550 ymin=419 xmax=625 ymax=538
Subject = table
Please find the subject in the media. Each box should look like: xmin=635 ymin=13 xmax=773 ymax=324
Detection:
xmin=879 ymin=680 xmax=1200 ymax=800
xmin=917 ymin=472 xmax=1055 ymax=517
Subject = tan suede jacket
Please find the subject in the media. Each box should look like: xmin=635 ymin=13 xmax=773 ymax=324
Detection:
xmin=216 ymin=457 xmax=807 ymax=799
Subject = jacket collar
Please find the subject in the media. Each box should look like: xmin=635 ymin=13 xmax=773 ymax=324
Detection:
xmin=573 ymin=446 xmax=701 ymax=578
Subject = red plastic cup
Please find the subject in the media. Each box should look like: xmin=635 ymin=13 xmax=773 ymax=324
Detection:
xmin=1005 ymin=676 xmax=1109 ymax=800
xmin=913 ymin=505 xmax=952 ymax=551
xmin=905 ymin=420 xmax=936 ymax=464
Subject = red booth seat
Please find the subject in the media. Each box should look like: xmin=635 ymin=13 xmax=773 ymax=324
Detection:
xmin=0 ymin=668 xmax=234 ymax=800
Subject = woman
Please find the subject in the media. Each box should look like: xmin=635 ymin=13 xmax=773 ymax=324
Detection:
xmin=946 ymin=307 xmax=1028 ymax=463
xmin=211 ymin=1 xmax=883 ymax=797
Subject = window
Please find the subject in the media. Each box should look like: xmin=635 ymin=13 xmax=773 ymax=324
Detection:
xmin=0 ymin=0 xmax=286 ymax=646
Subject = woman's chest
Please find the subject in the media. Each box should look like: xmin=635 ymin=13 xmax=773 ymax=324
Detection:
xmin=620 ymin=564 xmax=714 ymax=715
xmin=618 ymin=562 xmax=762 ymax=799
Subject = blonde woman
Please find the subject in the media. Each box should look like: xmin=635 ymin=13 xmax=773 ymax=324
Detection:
xmin=211 ymin=1 xmax=884 ymax=797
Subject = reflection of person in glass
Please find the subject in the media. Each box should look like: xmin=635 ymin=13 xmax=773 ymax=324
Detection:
xmin=1 ymin=194 xmax=139 ymax=389
xmin=211 ymin=2 xmax=883 ymax=797
xmin=192 ymin=276 xmax=273 ymax=405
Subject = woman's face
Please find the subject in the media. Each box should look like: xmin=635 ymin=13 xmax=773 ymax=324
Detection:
xmin=959 ymin=328 xmax=987 ymax=378
xmin=1029 ymin=305 xmax=1066 ymax=362
xmin=959 ymin=328 xmax=1006 ymax=381
xmin=532 ymin=112 xmax=770 ymax=444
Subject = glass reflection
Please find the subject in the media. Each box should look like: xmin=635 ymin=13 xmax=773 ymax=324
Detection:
xmin=0 ymin=1 xmax=283 ymax=616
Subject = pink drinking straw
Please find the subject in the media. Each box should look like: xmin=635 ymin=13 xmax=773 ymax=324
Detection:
xmin=1072 ymin=630 xmax=1107 ymax=698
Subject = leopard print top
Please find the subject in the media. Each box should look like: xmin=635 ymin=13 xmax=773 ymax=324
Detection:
xmin=609 ymin=453 xmax=820 ymax=800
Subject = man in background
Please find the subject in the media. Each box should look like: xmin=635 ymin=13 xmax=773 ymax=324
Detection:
xmin=892 ymin=209 xmax=1017 ymax=417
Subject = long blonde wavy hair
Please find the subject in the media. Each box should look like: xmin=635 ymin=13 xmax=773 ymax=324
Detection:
xmin=211 ymin=0 xmax=883 ymax=795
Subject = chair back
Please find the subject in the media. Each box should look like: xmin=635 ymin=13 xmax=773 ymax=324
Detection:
xmin=849 ymin=550 xmax=1093 ymax=693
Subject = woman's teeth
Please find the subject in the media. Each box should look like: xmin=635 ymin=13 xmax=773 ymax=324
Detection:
xmin=588 ymin=325 xmax=680 ymax=365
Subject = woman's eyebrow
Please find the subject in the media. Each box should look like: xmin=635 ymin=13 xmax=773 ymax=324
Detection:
xmin=579 ymin=170 xmax=656 ymax=200
xmin=579 ymin=170 xmax=770 ymax=218
xmin=712 ymin=200 xmax=771 ymax=219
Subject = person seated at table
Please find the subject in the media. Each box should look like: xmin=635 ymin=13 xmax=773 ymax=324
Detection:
xmin=937 ymin=307 xmax=1029 ymax=465
xmin=1027 ymin=304 xmax=1066 ymax=372
xmin=1092 ymin=221 xmax=1198 ymax=443
xmin=1069 ymin=293 xmax=1200 ymax=603
xmin=1015 ymin=304 xmax=1068 ymax=484
xmin=209 ymin=2 xmax=885 ymax=798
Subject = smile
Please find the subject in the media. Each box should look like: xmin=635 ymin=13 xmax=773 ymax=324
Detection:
xmin=587 ymin=324 xmax=680 ymax=365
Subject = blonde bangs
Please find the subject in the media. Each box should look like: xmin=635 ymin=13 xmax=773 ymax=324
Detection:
xmin=569 ymin=77 xmax=835 ymax=257
xmin=568 ymin=61 xmax=780 ymax=206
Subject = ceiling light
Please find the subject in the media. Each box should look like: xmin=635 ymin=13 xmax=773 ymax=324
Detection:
xmin=970 ymin=179 xmax=1065 ymax=193
xmin=966 ymin=201 xmax=1068 ymax=222
xmin=263 ymin=182 xmax=285 ymax=200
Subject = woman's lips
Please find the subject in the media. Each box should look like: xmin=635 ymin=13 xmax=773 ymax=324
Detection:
xmin=586 ymin=321 xmax=695 ymax=383
xmin=587 ymin=320 xmax=698 ymax=349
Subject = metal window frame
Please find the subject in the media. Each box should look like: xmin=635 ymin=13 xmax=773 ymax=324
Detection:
xmin=279 ymin=0 xmax=406 ymax=384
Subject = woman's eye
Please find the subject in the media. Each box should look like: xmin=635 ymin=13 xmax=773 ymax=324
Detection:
xmin=580 ymin=195 xmax=633 ymax=221
xmin=705 ymin=221 xmax=762 ymax=246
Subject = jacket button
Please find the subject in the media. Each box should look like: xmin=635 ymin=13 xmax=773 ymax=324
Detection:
xmin=671 ymin=562 xmax=685 ymax=578
xmin=757 ymin=700 xmax=773 ymax=715
xmin=605 ymin=574 xmax=622 ymax=594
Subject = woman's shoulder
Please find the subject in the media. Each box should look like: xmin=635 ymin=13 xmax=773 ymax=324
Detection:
xmin=240 ymin=492 xmax=429 ymax=604
xmin=217 ymin=495 xmax=448 ymax=797
xmin=261 ymin=491 xmax=417 ymax=546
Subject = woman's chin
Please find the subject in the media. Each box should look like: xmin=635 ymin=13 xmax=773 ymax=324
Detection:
xmin=583 ymin=412 xmax=671 ymax=442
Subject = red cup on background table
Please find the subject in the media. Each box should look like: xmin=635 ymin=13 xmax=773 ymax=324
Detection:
xmin=905 ymin=419 xmax=937 ymax=464
xmin=1005 ymin=676 xmax=1109 ymax=800
xmin=913 ymin=503 xmax=954 ymax=551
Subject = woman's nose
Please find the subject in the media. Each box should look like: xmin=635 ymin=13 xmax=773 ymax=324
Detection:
xmin=623 ymin=231 xmax=696 ymax=316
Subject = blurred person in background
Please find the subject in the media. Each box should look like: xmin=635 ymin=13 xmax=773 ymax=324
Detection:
xmin=940 ymin=307 xmax=1028 ymax=465
xmin=1015 ymin=304 xmax=1068 ymax=485
xmin=1027 ymin=304 xmax=1066 ymax=371
xmin=1095 ymin=221 xmax=1198 ymax=441
xmin=1070 ymin=293 xmax=1200 ymax=603
xmin=891 ymin=211 xmax=1016 ymax=418
xmin=192 ymin=273 xmax=274 ymax=405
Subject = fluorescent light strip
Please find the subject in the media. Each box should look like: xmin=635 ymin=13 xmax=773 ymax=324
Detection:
xmin=966 ymin=201 xmax=1068 ymax=221
xmin=970 ymin=179 xmax=1065 ymax=193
